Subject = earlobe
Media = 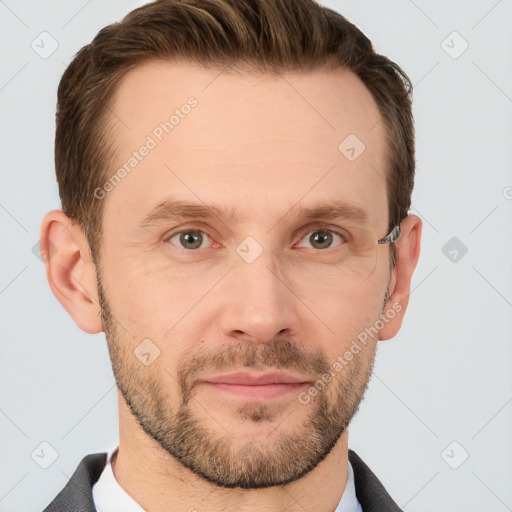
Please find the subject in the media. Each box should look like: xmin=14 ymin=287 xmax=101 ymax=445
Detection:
xmin=39 ymin=210 xmax=103 ymax=334
xmin=378 ymin=214 xmax=422 ymax=341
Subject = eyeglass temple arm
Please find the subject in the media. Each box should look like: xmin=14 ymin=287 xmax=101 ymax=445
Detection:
xmin=377 ymin=225 xmax=401 ymax=245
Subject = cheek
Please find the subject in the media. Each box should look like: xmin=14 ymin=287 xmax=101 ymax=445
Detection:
xmin=299 ymin=274 xmax=386 ymax=357
xmin=103 ymin=246 xmax=173 ymax=308
xmin=102 ymin=272 xmax=196 ymax=401
xmin=101 ymin=256 xmax=218 ymax=359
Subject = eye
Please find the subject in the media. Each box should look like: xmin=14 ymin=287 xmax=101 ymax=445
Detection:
xmin=167 ymin=230 xmax=212 ymax=250
xmin=296 ymin=229 xmax=345 ymax=250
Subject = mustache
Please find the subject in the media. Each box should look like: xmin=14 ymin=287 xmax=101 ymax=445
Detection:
xmin=177 ymin=339 xmax=330 ymax=403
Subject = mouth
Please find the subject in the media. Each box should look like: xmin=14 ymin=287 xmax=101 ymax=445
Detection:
xmin=199 ymin=371 xmax=312 ymax=400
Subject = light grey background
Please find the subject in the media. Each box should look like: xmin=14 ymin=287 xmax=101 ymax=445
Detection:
xmin=1 ymin=1 xmax=511 ymax=511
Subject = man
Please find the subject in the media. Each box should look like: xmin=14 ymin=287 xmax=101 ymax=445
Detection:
xmin=39 ymin=0 xmax=422 ymax=510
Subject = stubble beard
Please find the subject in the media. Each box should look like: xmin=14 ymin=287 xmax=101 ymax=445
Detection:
xmin=97 ymin=271 xmax=382 ymax=489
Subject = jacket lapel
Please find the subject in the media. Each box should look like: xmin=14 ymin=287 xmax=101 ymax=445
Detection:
xmin=349 ymin=449 xmax=403 ymax=511
xmin=42 ymin=453 xmax=107 ymax=512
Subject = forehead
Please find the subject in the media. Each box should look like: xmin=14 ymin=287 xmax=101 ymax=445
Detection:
xmin=104 ymin=60 xmax=388 ymax=232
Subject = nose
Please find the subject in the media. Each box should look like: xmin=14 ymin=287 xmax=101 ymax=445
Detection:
xmin=217 ymin=252 xmax=300 ymax=344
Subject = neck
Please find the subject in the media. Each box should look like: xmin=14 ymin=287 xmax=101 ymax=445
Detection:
xmin=112 ymin=395 xmax=350 ymax=512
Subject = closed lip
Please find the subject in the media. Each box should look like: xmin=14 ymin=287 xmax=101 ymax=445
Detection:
xmin=201 ymin=371 xmax=311 ymax=386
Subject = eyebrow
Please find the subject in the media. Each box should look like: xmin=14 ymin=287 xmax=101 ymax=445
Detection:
xmin=281 ymin=200 xmax=369 ymax=225
xmin=139 ymin=197 xmax=369 ymax=229
xmin=139 ymin=199 xmax=246 ymax=229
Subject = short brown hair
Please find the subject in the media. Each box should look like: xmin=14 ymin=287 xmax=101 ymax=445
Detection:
xmin=55 ymin=0 xmax=414 ymax=264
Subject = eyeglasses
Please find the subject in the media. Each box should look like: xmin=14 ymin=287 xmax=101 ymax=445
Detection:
xmin=302 ymin=223 xmax=401 ymax=280
xmin=377 ymin=225 xmax=401 ymax=245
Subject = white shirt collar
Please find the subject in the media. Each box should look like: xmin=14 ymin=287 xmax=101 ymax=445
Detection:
xmin=92 ymin=445 xmax=362 ymax=512
xmin=92 ymin=445 xmax=145 ymax=511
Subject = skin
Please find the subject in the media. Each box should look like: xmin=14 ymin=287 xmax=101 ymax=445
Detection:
xmin=41 ymin=61 xmax=422 ymax=512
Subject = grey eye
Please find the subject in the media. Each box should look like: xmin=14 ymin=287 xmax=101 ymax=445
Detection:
xmin=169 ymin=230 xmax=209 ymax=249
xmin=298 ymin=229 xmax=343 ymax=250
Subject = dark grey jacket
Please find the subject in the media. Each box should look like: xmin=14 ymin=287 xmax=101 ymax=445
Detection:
xmin=42 ymin=449 xmax=403 ymax=511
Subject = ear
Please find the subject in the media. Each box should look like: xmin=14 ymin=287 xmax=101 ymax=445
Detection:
xmin=39 ymin=209 xmax=103 ymax=334
xmin=378 ymin=214 xmax=422 ymax=341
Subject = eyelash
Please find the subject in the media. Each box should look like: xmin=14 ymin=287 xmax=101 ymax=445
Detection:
xmin=164 ymin=226 xmax=347 ymax=251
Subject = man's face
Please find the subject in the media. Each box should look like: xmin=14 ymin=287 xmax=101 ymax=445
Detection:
xmin=97 ymin=61 xmax=391 ymax=488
